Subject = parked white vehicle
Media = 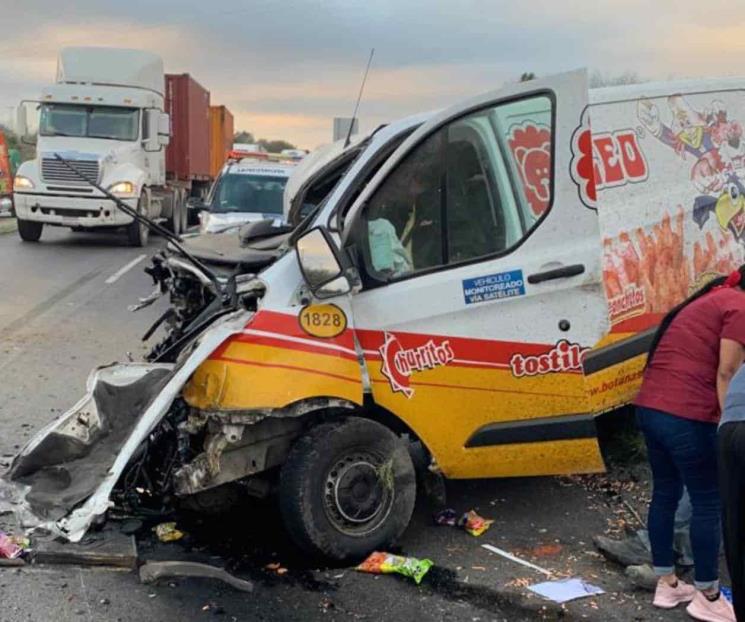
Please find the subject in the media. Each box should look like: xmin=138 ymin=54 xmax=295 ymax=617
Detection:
xmin=13 ymin=47 xmax=187 ymax=246
xmin=198 ymin=159 xmax=296 ymax=233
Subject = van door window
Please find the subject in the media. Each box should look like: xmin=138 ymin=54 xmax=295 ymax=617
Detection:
xmin=359 ymin=95 xmax=553 ymax=282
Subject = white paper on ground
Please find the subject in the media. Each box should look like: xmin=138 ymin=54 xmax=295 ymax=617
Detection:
xmin=528 ymin=578 xmax=605 ymax=603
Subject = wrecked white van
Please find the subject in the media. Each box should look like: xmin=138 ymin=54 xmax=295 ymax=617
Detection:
xmin=3 ymin=70 xmax=745 ymax=562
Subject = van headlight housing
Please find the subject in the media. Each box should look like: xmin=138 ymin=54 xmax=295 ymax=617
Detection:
xmin=13 ymin=175 xmax=34 ymax=191
xmin=107 ymin=181 xmax=136 ymax=197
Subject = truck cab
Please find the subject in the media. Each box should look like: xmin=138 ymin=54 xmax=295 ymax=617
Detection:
xmin=13 ymin=47 xmax=177 ymax=246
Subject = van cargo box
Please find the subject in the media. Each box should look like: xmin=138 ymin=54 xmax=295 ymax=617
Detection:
xmin=209 ymin=105 xmax=234 ymax=178
xmin=165 ymin=73 xmax=210 ymax=181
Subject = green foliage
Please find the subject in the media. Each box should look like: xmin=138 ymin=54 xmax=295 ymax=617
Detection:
xmin=233 ymin=130 xmax=255 ymax=144
xmin=233 ymin=131 xmax=296 ymax=153
xmin=520 ymin=72 xmax=537 ymax=82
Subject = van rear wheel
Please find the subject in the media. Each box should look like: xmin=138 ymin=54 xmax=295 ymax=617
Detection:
xmin=279 ymin=418 xmax=416 ymax=562
xmin=17 ymin=219 xmax=43 ymax=242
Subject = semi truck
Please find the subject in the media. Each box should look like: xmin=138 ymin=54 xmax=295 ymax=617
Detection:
xmin=13 ymin=47 xmax=230 ymax=246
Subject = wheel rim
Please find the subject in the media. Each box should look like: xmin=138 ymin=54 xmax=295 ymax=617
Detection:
xmin=323 ymin=451 xmax=394 ymax=537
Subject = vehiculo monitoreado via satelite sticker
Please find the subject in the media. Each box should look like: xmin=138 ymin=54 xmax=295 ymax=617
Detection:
xmin=4 ymin=67 xmax=745 ymax=562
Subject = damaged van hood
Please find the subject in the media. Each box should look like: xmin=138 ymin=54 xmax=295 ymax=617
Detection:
xmin=0 ymin=311 xmax=252 ymax=542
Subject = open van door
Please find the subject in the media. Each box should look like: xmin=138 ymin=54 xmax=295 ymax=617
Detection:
xmin=342 ymin=70 xmax=610 ymax=479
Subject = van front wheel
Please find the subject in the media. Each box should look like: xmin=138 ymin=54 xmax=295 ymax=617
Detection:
xmin=279 ymin=418 xmax=416 ymax=562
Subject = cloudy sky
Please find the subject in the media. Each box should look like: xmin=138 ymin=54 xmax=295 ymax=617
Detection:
xmin=1 ymin=0 xmax=745 ymax=148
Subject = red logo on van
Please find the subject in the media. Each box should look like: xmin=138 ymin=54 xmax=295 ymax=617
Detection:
xmin=379 ymin=332 xmax=455 ymax=398
xmin=510 ymin=340 xmax=589 ymax=377
xmin=571 ymin=110 xmax=648 ymax=208
xmin=508 ymin=123 xmax=552 ymax=217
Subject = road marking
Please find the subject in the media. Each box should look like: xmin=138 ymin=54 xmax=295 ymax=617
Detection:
xmin=105 ymin=254 xmax=147 ymax=284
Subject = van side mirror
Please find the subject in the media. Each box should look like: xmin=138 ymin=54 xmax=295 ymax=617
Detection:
xmin=295 ymin=227 xmax=351 ymax=299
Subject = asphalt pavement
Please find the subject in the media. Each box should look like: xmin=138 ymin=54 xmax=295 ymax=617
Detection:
xmin=0 ymin=225 xmax=695 ymax=621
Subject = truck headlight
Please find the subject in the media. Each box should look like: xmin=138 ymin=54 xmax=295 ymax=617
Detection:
xmin=107 ymin=181 xmax=136 ymax=197
xmin=13 ymin=175 xmax=34 ymax=191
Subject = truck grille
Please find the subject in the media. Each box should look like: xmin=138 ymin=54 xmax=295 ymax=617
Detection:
xmin=41 ymin=158 xmax=100 ymax=185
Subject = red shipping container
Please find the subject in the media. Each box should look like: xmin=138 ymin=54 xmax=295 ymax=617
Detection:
xmin=165 ymin=74 xmax=211 ymax=181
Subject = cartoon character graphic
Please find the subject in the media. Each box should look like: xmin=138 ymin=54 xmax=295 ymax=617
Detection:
xmin=638 ymin=95 xmax=745 ymax=242
xmin=508 ymin=123 xmax=551 ymax=217
xmin=693 ymin=175 xmax=745 ymax=239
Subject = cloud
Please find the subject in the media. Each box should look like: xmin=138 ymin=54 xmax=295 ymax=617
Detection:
xmin=3 ymin=0 xmax=745 ymax=147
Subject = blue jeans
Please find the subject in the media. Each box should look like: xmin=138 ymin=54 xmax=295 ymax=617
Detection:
xmin=636 ymin=406 xmax=720 ymax=590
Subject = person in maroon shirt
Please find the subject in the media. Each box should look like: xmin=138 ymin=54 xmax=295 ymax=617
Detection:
xmin=634 ymin=267 xmax=745 ymax=622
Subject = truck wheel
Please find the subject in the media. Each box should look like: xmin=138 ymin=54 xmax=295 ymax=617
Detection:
xmin=167 ymin=196 xmax=182 ymax=235
xmin=279 ymin=418 xmax=416 ymax=562
xmin=127 ymin=195 xmax=149 ymax=247
xmin=17 ymin=219 xmax=43 ymax=242
xmin=180 ymin=197 xmax=189 ymax=232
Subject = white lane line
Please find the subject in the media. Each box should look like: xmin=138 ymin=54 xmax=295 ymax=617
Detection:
xmin=105 ymin=254 xmax=147 ymax=284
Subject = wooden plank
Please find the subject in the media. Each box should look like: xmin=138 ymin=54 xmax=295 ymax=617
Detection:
xmin=32 ymin=530 xmax=137 ymax=569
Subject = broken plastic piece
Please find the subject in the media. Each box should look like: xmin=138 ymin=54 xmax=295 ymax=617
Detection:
xmin=154 ymin=522 xmax=184 ymax=542
xmin=433 ymin=508 xmax=458 ymax=526
xmin=139 ymin=561 xmax=253 ymax=592
xmin=356 ymin=551 xmax=433 ymax=584
xmin=459 ymin=510 xmax=493 ymax=536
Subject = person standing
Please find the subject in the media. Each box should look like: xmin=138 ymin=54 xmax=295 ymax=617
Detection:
xmin=720 ymin=366 xmax=745 ymax=621
xmin=634 ymin=267 xmax=745 ymax=621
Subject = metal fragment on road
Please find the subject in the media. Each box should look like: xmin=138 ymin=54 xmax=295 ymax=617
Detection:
xmin=139 ymin=561 xmax=254 ymax=592
xmin=481 ymin=544 xmax=553 ymax=576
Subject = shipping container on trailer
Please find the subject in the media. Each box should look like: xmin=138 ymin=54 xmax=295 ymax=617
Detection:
xmin=209 ymin=105 xmax=234 ymax=178
xmin=165 ymin=73 xmax=211 ymax=181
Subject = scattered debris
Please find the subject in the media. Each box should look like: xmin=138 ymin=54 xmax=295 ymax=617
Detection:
xmin=482 ymin=544 xmax=552 ymax=576
xmin=529 ymin=544 xmax=563 ymax=558
xmin=265 ymin=562 xmax=288 ymax=576
xmin=528 ymin=578 xmax=604 ymax=604
xmin=0 ymin=531 xmax=27 ymax=559
xmin=622 ymin=499 xmax=646 ymax=528
xmin=154 ymin=522 xmax=184 ymax=543
xmin=356 ymin=551 xmax=433 ymax=584
xmin=459 ymin=510 xmax=493 ymax=537
xmin=139 ymin=561 xmax=253 ymax=593
xmin=33 ymin=530 xmax=137 ymax=569
xmin=433 ymin=508 xmax=493 ymax=536
xmin=433 ymin=508 xmax=458 ymax=526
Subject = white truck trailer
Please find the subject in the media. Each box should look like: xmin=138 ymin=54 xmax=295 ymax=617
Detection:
xmin=13 ymin=47 xmax=191 ymax=246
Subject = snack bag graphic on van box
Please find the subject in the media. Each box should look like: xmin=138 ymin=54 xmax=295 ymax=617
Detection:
xmin=586 ymin=91 xmax=745 ymax=330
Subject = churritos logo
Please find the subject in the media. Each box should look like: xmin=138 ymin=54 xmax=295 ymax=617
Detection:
xmin=508 ymin=123 xmax=552 ymax=218
xmin=379 ymin=332 xmax=455 ymax=398
xmin=510 ymin=340 xmax=589 ymax=378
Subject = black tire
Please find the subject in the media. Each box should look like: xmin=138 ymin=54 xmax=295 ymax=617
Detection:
xmin=279 ymin=418 xmax=416 ymax=562
xmin=180 ymin=197 xmax=189 ymax=232
xmin=127 ymin=194 xmax=149 ymax=247
xmin=166 ymin=195 xmax=182 ymax=235
xmin=17 ymin=218 xmax=43 ymax=242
